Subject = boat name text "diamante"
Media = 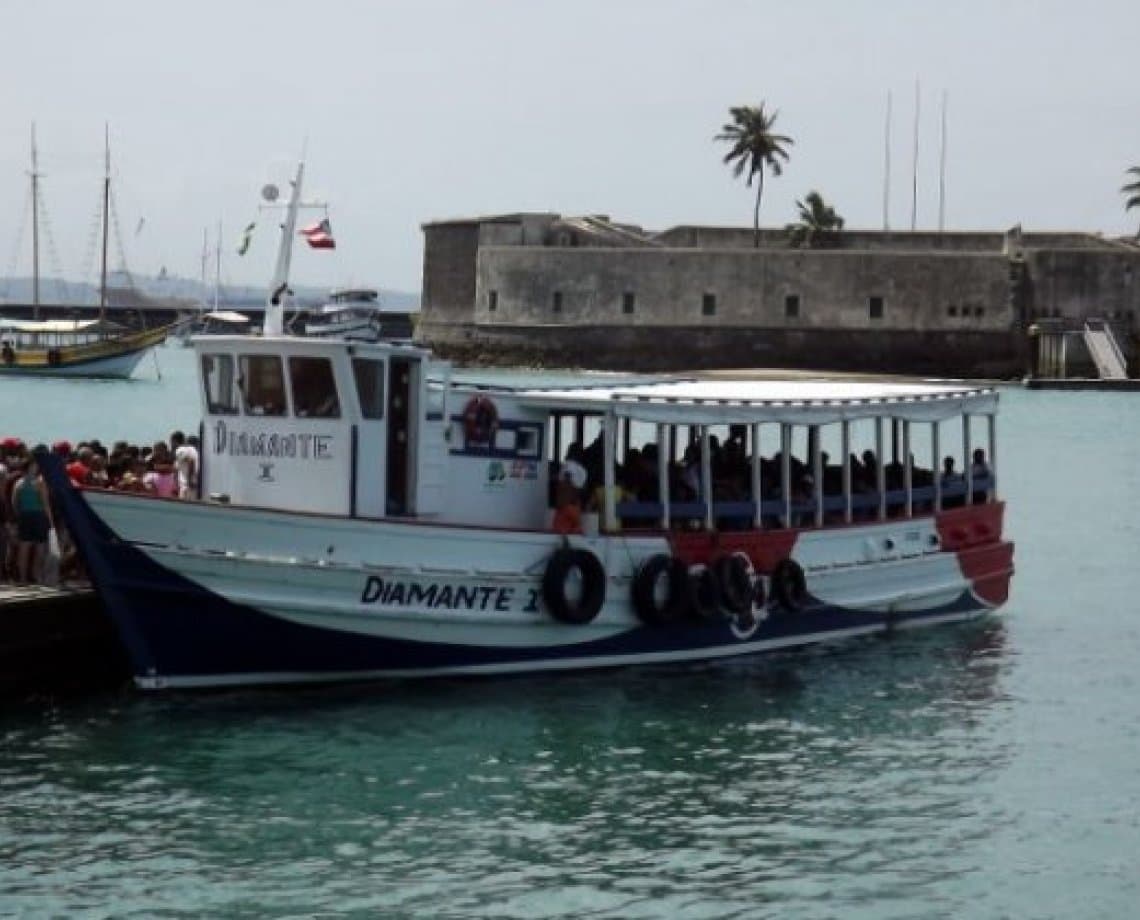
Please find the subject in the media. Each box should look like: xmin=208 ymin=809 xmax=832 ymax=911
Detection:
xmin=213 ymin=420 xmax=334 ymax=460
xmin=361 ymin=576 xmax=540 ymax=613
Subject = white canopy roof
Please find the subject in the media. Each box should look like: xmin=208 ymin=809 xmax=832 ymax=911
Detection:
xmin=0 ymin=318 xmax=102 ymax=333
xmin=513 ymin=378 xmax=999 ymax=424
xmin=202 ymin=310 xmax=249 ymax=324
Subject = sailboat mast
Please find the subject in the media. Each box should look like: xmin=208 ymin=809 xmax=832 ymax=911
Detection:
xmin=30 ymin=124 xmax=41 ymax=318
xmin=265 ymin=159 xmax=304 ymax=337
xmin=213 ymin=218 xmax=222 ymax=311
xmin=200 ymin=228 xmax=209 ymax=293
xmin=99 ymin=125 xmax=111 ymax=320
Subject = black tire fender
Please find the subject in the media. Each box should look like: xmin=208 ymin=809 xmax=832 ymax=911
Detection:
xmin=771 ymin=558 xmax=808 ymax=611
xmin=542 ymin=546 xmax=606 ymax=625
xmin=714 ymin=552 xmax=754 ymax=615
xmin=631 ymin=553 xmax=689 ymax=625
xmin=687 ymin=563 xmax=725 ymax=621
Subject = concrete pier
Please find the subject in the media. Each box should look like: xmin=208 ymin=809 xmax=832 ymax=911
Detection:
xmin=0 ymin=584 xmax=127 ymax=696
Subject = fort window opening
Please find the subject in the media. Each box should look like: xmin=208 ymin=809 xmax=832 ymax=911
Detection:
xmin=785 ymin=294 xmax=800 ymax=318
xmin=948 ymin=305 xmax=958 ymax=317
xmin=623 ymin=292 xmax=635 ymax=314
xmin=552 ymin=291 xmax=563 ymax=313
xmin=869 ymin=296 xmax=884 ymax=320
xmin=975 ymin=306 xmax=985 ymax=318
xmin=488 ymin=290 xmax=498 ymax=312
xmin=702 ymin=293 xmax=717 ymax=316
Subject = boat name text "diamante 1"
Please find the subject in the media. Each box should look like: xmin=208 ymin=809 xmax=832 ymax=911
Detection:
xmin=213 ymin=421 xmax=334 ymax=460
xmin=360 ymin=576 xmax=540 ymax=613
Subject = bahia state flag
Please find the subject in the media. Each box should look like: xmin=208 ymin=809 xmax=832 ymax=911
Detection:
xmin=300 ymin=217 xmax=336 ymax=250
xmin=236 ymin=221 xmax=256 ymax=256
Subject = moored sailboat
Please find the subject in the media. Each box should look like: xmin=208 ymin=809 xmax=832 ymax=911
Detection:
xmin=0 ymin=126 xmax=172 ymax=378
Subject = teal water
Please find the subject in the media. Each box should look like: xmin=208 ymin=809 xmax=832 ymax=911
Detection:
xmin=2 ymin=350 xmax=1140 ymax=917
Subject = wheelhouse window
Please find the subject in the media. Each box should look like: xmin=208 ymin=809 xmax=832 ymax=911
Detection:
xmin=352 ymin=358 xmax=385 ymax=419
xmin=239 ymin=354 xmax=287 ymax=416
xmin=202 ymin=353 xmax=238 ymax=414
xmin=289 ymin=356 xmax=340 ymax=418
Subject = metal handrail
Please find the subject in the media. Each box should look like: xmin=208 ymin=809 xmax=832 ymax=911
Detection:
xmin=1083 ymin=318 xmax=1128 ymax=378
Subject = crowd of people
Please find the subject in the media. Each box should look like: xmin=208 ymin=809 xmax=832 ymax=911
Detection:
xmin=0 ymin=431 xmax=199 ymax=586
xmin=552 ymin=424 xmax=991 ymax=534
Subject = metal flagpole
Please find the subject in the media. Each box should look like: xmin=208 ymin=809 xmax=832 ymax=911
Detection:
xmin=883 ymin=91 xmax=892 ymax=231
xmin=938 ymin=90 xmax=948 ymax=233
xmin=910 ymin=80 xmax=920 ymax=232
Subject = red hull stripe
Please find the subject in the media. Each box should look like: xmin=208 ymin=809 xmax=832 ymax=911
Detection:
xmin=669 ymin=530 xmax=798 ymax=573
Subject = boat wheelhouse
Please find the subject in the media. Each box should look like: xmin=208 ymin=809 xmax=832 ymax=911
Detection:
xmin=41 ymin=157 xmax=1013 ymax=689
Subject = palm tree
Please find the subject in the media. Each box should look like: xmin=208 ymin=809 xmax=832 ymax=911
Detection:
xmin=1123 ymin=167 xmax=1140 ymax=236
xmin=786 ymin=190 xmax=845 ymax=248
xmin=715 ymin=103 xmax=793 ymax=247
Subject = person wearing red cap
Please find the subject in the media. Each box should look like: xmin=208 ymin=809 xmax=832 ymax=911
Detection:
xmin=52 ymin=440 xmax=72 ymax=457
xmin=66 ymin=447 xmax=93 ymax=487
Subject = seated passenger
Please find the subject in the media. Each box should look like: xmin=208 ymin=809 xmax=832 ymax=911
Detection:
xmin=971 ymin=448 xmax=991 ymax=503
xmin=941 ymin=456 xmax=964 ymax=508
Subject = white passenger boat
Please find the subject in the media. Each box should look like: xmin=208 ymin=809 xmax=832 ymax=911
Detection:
xmin=301 ymin=288 xmax=397 ymax=342
xmin=42 ymin=162 xmax=1015 ymax=690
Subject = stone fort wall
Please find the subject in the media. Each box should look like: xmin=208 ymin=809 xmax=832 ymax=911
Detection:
xmin=417 ymin=215 xmax=1140 ymax=377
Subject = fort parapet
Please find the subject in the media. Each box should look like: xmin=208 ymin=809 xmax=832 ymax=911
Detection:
xmin=417 ymin=214 xmax=1140 ymax=377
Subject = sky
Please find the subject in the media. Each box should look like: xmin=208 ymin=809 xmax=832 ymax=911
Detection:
xmin=2 ymin=0 xmax=1138 ymax=297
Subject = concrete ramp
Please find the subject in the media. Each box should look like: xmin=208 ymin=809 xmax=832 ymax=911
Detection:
xmin=1083 ymin=319 xmax=1129 ymax=379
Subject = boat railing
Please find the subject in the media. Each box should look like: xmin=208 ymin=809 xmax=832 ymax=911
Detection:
xmin=614 ymin=476 xmax=993 ymax=528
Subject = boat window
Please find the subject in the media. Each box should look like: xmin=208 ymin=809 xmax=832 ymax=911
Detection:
xmin=352 ymin=358 xmax=385 ymax=419
xmin=289 ymin=356 xmax=341 ymax=418
xmin=201 ymin=353 xmax=239 ymax=415
xmin=239 ymin=354 xmax=288 ymax=416
xmin=516 ymin=424 xmax=541 ymax=458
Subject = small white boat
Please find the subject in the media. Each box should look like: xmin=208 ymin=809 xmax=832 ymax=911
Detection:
xmin=43 ymin=160 xmax=1015 ymax=690
xmin=302 ymin=288 xmax=384 ymax=341
xmin=302 ymin=287 xmax=415 ymax=342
